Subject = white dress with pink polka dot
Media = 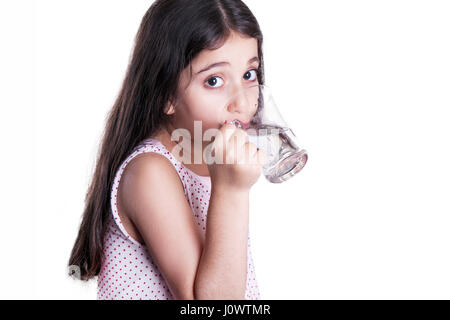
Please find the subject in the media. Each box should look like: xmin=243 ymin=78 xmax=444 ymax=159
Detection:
xmin=97 ymin=138 xmax=260 ymax=300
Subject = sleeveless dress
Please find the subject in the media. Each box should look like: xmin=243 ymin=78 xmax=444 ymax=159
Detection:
xmin=97 ymin=138 xmax=261 ymax=300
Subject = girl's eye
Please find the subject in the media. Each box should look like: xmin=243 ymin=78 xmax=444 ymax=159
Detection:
xmin=244 ymin=69 xmax=258 ymax=81
xmin=205 ymin=76 xmax=224 ymax=88
xmin=204 ymin=69 xmax=259 ymax=89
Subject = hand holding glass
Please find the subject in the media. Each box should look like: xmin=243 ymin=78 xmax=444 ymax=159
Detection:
xmin=221 ymin=84 xmax=307 ymax=183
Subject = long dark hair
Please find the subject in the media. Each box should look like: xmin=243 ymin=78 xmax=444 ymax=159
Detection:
xmin=68 ymin=0 xmax=265 ymax=281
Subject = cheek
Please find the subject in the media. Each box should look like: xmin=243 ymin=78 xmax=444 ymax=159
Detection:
xmin=184 ymin=91 xmax=227 ymax=126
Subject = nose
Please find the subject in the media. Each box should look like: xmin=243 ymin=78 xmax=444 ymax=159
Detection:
xmin=226 ymin=90 xmax=249 ymax=115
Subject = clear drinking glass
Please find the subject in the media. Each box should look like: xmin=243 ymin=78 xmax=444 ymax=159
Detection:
xmin=223 ymin=84 xmax=308 ymax=183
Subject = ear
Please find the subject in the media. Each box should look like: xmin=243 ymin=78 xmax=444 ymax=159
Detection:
xmin=164 ymin=99 xmax=176 ymax=115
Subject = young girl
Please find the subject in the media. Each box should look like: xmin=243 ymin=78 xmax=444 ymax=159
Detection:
xmin=68 ymin=0 xmax=267 ymax=300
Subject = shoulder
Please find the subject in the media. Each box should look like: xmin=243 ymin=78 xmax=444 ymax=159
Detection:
xmin=118 ymin=152 xmax=186 ymax=218
xmin=120 ymin=151 xmax=183 ymax=193
xmin=125 ymin=151 xmax=178 ymax=179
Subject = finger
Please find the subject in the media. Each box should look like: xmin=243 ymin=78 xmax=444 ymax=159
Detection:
xmin=229 ymin=128 xmax=249 ymax=148
xmin=256 ymin=148 xmax=268 ymax=167
xmin=243 ymin=142 xmax=259 ymax=165
xmin=212 ymin=124 xmax=235 ymax=159
xmin=221 ymin=123 xmax=237 ymax=143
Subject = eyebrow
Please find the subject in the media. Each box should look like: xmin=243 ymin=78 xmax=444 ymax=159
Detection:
xmin=195 ymin=56 xmax=260 ymax=75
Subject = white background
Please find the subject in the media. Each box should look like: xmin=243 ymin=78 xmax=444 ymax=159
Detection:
xmin=1 ymin=0 xmax=449 ymax=299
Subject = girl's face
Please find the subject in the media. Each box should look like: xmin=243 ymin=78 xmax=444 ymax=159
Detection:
xmin=167 ymin=31 xmax=260 ymax=136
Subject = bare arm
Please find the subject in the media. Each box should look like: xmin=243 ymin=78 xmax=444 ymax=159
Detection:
xmin=193 ymin=123 xmax=265 ymax=299
xmin=120 ymin=153 xmax=204 ymax=300
xmin=194 ymin=185 xmax=250 ymax=300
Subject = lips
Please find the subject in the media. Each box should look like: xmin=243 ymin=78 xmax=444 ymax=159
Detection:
xmin=240 ymin=122 xmax=250 ymax=129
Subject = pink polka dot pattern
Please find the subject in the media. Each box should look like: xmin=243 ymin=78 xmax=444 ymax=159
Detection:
xmin=97 ymin=138 xmax=260 ymax=300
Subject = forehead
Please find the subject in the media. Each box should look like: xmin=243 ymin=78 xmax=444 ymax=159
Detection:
xmin=191 ymin=32 xmax=258 ymax=70
xmin=178 ymin=32 xmax=259 ymax=91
